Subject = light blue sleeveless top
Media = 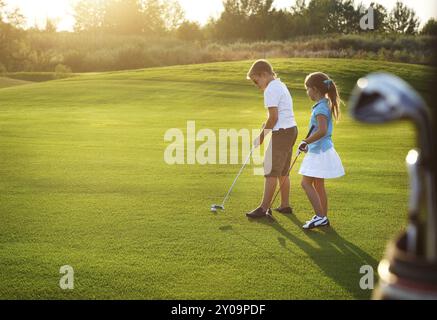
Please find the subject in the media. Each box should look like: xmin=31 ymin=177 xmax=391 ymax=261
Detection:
xmin=308 ymin=98 xmax=334 ymax=154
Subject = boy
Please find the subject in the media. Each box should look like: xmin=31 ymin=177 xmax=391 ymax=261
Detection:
xmin=246 ymin=60 xmax=298 ymax=219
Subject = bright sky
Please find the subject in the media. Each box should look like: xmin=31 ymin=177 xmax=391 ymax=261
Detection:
xmin=4 ymin=0 xmax=437 ymax=31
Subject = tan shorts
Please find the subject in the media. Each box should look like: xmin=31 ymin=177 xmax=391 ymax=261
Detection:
xmin=264 ymin=127 xmax=298 ymax=178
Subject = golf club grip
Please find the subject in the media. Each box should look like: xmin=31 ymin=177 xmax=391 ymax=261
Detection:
xmin=299 ymin=125 xmax=316 ymax=154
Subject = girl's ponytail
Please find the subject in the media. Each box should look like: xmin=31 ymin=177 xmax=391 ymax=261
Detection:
xmin=305 ymin=72 xmax=342 ymax=122
xmin=326 ymin=80 xmax=341 ymax=122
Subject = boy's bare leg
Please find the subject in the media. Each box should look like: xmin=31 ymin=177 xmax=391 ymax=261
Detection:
xmin=260 ymin=177 xmax=277 ymax=211
xmin=301 ymin=176 xmax=324 ymax=216
xmin=314 ymin=178 xmax=328 ymax=217
xmin=279 ymin=176 xmax=290 ymax=208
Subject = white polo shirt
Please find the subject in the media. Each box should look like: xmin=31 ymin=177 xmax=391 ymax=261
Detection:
xmin=264 ymin=78 xmax=297 ymax=131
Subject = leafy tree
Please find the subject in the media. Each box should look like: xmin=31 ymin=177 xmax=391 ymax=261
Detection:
xmin=0 ymin=0 xmax=26 ymax=71
xmin=44 ymin=18 xmax=58 ymax=33
xmin=239 ymin=0 xmax=274 ymax=16
xmin=291 ymin=0 xmax=307 ymax=14
xmin=368 ymin=2 xmax=390 ymax=33
xmin=176 ymin=21 xmax=203 ymax=41
xmin=288 ymin=0 xmax=310 ymax=36
xmin=387 ymin=1 xmax=419 ymax=34
xmin=103 ymin=0 xmax=144 ymax=34
xmin=73 ymin=0 xmax=106 ymax=32
xmin=213 ymin=0 xmax=275 ymax=40
xmin=306 ymin=0 xmax=341 ymax=34
xmin=343 ymin=0 xmax=363 ymax=34
xmin=0 ymin=0 xmax=25 ymax=27
xmin=161 ymin=0 xmax=185 ymax=31
xmin=305 ymin=0 xmax=363 ymax=35
xmin=267 ymin=9 xmax=294 ymax=40
xmin=73 ymin=0 xmax=184 ymax=35
xmin=140 ymin=0 xmax=163 ymax=35
xmin=328 ymin=0 xmax=361 ymax=34
xmin=246 ymin=1 xmax=275 ymax=40
xmin=213 ymin=0 xmax=246 ymax=40
xmin=421 ymin=18 xmax=437 ymax=36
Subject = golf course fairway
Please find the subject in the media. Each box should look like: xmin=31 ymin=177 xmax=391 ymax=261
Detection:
xmin=0 ymin=58 xmax=434 ymax=299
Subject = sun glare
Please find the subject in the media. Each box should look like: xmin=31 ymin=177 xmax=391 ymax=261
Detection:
xmin=178 ymin=0 xmax=223 ymax=25
xmin=6 ymin=0 xmax=74 ymax=30
xmin=5 ymin=0 xmax=437 ymax=31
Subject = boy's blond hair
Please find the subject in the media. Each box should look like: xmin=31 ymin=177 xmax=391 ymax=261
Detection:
xmin=246 ymin=59 xmax=277 ymax=80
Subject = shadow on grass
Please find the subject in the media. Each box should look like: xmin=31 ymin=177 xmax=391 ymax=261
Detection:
xmin=218 ymin=224 xmax=324 ymax=289
xmin=220 ymin=214 xmax=378 ymax=299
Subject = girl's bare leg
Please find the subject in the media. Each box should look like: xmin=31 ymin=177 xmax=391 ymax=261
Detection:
xmin=301 ymin=176 xmax=323 ymax=216
xmin=314 ymin=178 xmax=328 ymax=217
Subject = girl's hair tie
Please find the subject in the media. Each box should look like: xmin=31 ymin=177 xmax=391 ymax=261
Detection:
xmin=324 ymin=79 xmax=333 ymax=90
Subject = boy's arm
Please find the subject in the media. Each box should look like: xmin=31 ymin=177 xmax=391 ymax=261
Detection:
xmin=255 ymin=107 xmax=278 ymax=146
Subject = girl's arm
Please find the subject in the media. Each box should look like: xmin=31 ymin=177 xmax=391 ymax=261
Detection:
xmin=304 ymin=115 xmax=328 ymax=144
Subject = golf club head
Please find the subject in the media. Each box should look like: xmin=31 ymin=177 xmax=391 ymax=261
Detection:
xmin=211 ymin=204 xmax=224 ymax=212
xmin=266 ymin=209 xmax=276 ymax=222
xmin=349 ymin=73 xmax=428 ymax=125
xmin=349 ymin=73 xmax=433 ymax=160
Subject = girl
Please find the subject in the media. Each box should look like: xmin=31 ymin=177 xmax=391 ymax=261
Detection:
xmin=246 ymin=59 xmax=298 ymax=219
xmin=298 ymin=72 xmax=345 ymax=229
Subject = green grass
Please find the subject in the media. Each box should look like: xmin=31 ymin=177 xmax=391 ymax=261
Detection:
xmin=0 ymin=58 xmax=433 ymax=299
xmin=5 ymin=72 xmax=76 ymax=83
xmin=0 ymin=77 xmax=33 ymax=89
xmin=1 ymin=73 xmax=78 ymax=90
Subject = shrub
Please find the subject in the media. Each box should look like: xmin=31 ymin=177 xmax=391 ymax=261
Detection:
xmin=63 ymin=50 xmax=87 ymax=72
xmin=0 ymin=63 xmax=7 ymax=74
xmin=4 ymin=32 xmax=435 ymax=72
xmin=55 ymin=64 xmax=72 ymax=74
xmin=6 ymin=72 xmax=57 ymax=82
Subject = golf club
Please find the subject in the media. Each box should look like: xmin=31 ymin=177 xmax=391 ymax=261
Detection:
xmin=349 ymin=72 xmax=436 ymax=259
xmin=349 ymin=72 xmax=437 ymax=299
xmin=267 ymin=125 xmax=315 ymax=216
xmin=211 ymin=145 xmax=256 ymax=212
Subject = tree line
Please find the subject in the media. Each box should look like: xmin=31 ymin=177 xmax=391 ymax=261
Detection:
xmin=68 ymin=0 xmax=436 ymax=40
xmin=0 ymin=0 xmax=436 ymax=73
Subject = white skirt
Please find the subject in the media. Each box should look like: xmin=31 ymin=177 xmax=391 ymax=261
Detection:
xmin=299 ymin=147 xmax=345 ymax=179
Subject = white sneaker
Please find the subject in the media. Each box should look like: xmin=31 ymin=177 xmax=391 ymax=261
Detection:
xmin=303 ymin=215 xmax=330 ymax=229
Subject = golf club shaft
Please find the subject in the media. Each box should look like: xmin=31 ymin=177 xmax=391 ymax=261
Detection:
xmin=269 ymin=152 xmax=301 ymax=209
xmin=220 ymin=124 xmax=266 ymax=207
xmin=406 ymin=152 xmax=421 ymax=255
xmin=269 ymin=125 xmax=315 ymax=210
xmin=425 ymin=170 xmax=437 ymax=260
xmin=221 ymin=146 xmax=255 ymax=207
